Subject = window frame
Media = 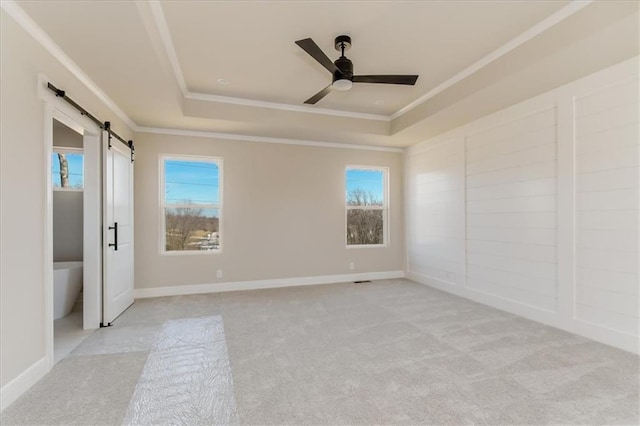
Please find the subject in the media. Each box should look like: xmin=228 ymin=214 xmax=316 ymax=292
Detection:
xmin=159 ymin=154 xmax=223 ymax=256
xmin=52 ymin=147 xmax=84 ymax=192
xmin=345 ymin=165 xmax=389 ymax=248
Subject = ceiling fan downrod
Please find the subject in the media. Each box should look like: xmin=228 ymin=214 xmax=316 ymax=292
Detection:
xmin=334 ymin=35 xmax=352 ymax=57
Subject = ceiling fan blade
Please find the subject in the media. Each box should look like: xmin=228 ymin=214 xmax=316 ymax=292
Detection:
xmin=295 ymin=38 xmax=340 ymax=74
xmin=304 ymin=85 xmax=332 ymax=105
xmin=353 ymin=75 xmax=419 ymax=85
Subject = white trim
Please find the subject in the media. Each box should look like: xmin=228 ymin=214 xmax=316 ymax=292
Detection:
xmin=52 ymin=187 xmax=84 ymax=193
xmin=408 ymin=271 xmax=639 ymax=354
xmin=52 ymin=146 xmax=83 ymax=154
xmin=43 ymin=106 xmax=55 ymax=372
xmin=159 ymin=154 xmax=223 ymax=255
xmin=147 ymin=0 xmax=188 ymax=95
xmin=556 ymin=94 xmax=577 ymax=321
xmin=345 ymin=244 xmax=387 ymax=249
xmin=82 ymin=133 xmax=102 ymax=330
xmin=0 ymin=1 xmax=136 ymax=131
xmin=185 ymin=91 xmax=390 ymax=122
xmin=134 ymin=271 xmax=405 ymax=299
xmin=0 ymin=357 xmax=48 ymax=412
xmin=389 ymin=0 xmax=593 ymax=119
xmin=45 ymin=102 xmax=101 ymax=370
xmin=136 ymin=126 xmax=405 ymax=153
xmin=345 ymin=206 xmax=385 ymax=211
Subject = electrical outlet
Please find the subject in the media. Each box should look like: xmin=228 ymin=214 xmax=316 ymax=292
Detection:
xmin=349 ymin=262 xmax=355 ymax=271
xmin=216 ymin=269 xmax=223 ymax=279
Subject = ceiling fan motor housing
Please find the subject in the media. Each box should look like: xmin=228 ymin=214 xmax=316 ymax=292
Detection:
xmin=333 ymin=56 xmax=353 ymax=82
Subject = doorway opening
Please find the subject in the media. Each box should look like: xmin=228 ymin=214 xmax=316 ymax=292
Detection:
xmin=45 ymin=102 xmax=103 ymax=367
xmin=51 ymin=118 xmax=92 ymax=362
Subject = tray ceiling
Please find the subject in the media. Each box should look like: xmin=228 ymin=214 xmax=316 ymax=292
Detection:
xmin=13 ymin=1 xmax=638 ymax=147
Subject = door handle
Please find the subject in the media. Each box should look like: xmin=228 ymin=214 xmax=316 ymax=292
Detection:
xmin=108 ymin=222 xmax=118 ymax=251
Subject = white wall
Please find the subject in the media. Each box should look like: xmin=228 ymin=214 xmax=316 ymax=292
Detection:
xmin=134 ymin=132 xmax=405 ymax=295
xmin=465 ymin=107 xmax=558 ymax=312
xmin=406 ymin=136 xmax=465 ymax=286
xmin=406 ymin=57 xmax=639 ymax=353
xmin=53 ymin=119 xmax=83 ymax=148
xmin=52 ymin=192 xmax=83 ymax=262
xmin=0 ymin=8 xmax=132 ymax=395
xmin=574 ymin=76 xmax=639 ymax=336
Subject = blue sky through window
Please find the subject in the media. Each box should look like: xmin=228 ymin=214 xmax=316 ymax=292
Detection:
xmin=52 ymin=152 xmax=83 ymax=188
xmin=346 ymin=168 xmax=384 ymax=202
xmin=164 ymin=159 xmax=220 ymax=206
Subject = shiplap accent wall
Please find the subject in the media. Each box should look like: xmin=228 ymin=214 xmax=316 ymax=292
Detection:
xmin=406 ymin=57 xmax=639 ymax=353
xmin=465 ymin=107 xmax=558 ymax=313
xmin=406 ymin=138 xmax=465 ymax=287
xmin=574 ymin=77 xmax=639 ymax=337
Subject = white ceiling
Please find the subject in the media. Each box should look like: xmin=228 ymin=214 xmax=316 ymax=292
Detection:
xmin=162 ymin=0 xmax=567 ymax=114
xmin=14 ymin=0 xmax=640 ymax=147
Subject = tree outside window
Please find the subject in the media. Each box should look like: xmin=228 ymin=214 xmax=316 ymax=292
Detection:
xmin=52 ymin=149 xmax=83 ymax=189
xmin=161 ymin=156 xmax=222 ymax=253
xmin=346 ymin=167 xmax=388 ymax=246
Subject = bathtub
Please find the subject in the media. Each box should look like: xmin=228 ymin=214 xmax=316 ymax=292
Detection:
xmin=53 ymin=261 xmax=83 ymax=320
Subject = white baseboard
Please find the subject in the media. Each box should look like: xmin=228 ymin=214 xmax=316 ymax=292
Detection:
xmin=406 ymin=271 xmax=558 ymax=324
xmin=407 ymin=271 xmax=639 ymax=354
xmin=568 ymin=317 xmax=640 ymax=355
xmin=134 ymin=270 xmax=406 ymax=299
xmin=1 ymin=357 xmax=49 ymax=412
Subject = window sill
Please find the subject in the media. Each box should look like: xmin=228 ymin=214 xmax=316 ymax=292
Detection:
xmin=53 ymin=188 xmax=84 ymax=192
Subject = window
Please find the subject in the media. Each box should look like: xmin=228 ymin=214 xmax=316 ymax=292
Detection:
xmin=52 ymin=148 xmax=83 ymax=190
xmin=161 ymin=156 xmax=222 ymax=253
xmin=345 ymin=166 xmax=387 ymax=246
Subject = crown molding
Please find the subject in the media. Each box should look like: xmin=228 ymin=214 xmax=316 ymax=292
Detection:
xmin=147 ymin=0 xmax=188 ymax=95
xmin=0 ymin=0 xmax=137 ymax=131
xmin=389 ymin=0 xmax=593 ymax=119
xmin=184 ymin=91 xmax=391 ymax=121
xmin=136 ymin=126 xmax=404 ymax=152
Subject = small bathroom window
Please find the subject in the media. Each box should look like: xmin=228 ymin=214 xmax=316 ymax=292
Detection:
xmin=52 ymin=148 xmax=84 ymax=190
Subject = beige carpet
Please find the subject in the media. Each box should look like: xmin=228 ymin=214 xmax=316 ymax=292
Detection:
xmin=2 ymin=279 xmax=638 ymax=425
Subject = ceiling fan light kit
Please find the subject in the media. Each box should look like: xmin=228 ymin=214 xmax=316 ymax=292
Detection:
xmin=295 ymin=35 xmax=419 ymax=104
xmin=332 ymin=79 xmax=353 ymax=91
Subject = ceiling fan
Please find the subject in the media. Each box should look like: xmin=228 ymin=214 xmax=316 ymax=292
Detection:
xmin=295 ymin=35 xmax=419 ymax=105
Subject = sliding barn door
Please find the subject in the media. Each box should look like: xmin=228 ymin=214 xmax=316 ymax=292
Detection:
xmin=102 ymin=131 xmax=134 ymax=325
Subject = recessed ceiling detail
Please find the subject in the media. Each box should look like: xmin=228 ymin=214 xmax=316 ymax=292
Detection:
xmin=9 ymin=0 xmax=638 ymax=148
xmin=151 ymin=0 xmax=576 ymax=118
